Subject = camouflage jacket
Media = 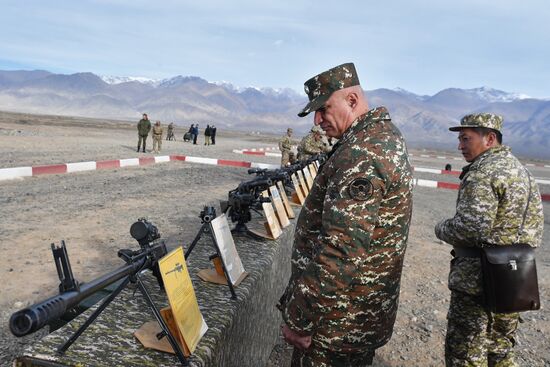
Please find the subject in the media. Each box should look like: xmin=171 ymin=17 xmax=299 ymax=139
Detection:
xmin=279 ymin=135 xmax=292 ymax=152
xmin=279 ymin=107 xmax=413 ymax=353
xmin=298 ymin=133 xmax=331 ymax=160
xmin=137 ymin=119 xmax=151 ymax=136
xmin=435 ymin=145 xmax=544 ymax=295
xmin=152 ymin=125 xmax=163 ymax=137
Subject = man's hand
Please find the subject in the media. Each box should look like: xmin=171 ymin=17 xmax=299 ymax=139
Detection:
xmin=281 ymin=324 xmax=312 ymax=350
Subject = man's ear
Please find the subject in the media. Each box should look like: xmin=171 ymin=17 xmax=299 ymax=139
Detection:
xmin=485 ymin=131 xmax=497 ymax=147
xmin=347 ymin=92 xmax=359 ymax=109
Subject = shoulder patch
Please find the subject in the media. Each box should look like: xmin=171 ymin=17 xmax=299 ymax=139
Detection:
xmin=348 ymin=178 xmax=373 ymax=201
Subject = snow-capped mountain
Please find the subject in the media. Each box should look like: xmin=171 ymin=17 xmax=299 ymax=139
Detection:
xmin=1 ymin=70 xmax=548 ymax=159
xmin=100 ymin=75 xmax=161 ymax=86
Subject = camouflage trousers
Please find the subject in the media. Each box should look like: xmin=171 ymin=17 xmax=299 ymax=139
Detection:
xmin=153 ymin=135 xmax=162 ymax=152
xmin=291 ymin=347 xmax=374 ymax=367
xmin=446 ymin=291 xmax=519 ymax=367
xmin=281 ymin=151 xmax=295 ymax=166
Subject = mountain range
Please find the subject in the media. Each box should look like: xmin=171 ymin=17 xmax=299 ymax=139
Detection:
xmin=0 ymin=70 xmax=548 ymax=159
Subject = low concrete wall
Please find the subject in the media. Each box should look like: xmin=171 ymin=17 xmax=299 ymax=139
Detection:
xmin=17 ymin=219 xmax=296 ymax=367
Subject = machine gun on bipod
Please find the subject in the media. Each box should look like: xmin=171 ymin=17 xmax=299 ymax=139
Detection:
xmin=9 ymin=218 xmax=189 ymax=365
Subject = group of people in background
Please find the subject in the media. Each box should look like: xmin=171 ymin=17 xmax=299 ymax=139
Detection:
xmin=186 ymin=124 xmax=217 ymax=145
xmin=136 ymin=114 xmax=218 ymax=153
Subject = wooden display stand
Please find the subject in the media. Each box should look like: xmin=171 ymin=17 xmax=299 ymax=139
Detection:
xmin=297 ymin=170 xmax=310 ymax=195
xmin=198 ymin=254 xmax=248 ymax=286
xmin=134 ymin=307 xmax=190 ymax=356
xmin=276 ymin=181 xmax=295 ymax=219
xmin=290 ymin=173 xmax=306 ymax=206
xmin=269 ymin=185 xmax=290 ymax=228
xmin=249 ymin=191 xmax=283 ymax=240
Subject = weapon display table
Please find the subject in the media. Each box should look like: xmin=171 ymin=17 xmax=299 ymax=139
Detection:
xmin=15 ymin=221 xmax=296 ymax=367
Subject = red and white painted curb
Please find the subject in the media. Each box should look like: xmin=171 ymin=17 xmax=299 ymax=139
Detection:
xmin=0 ymin=155 xmax=278 ymax=182
xmin=2 ymin=154 xmax=549 ymax=201
xmin=239 ymin=147 xmax=279 ymax=152
xmin=413 ymin=178 xmax=550 ymax=202
xmin=410 ymin=153 xmax=550 ymax=168
xmin=233 ymin=149 xmax=282 ymax=157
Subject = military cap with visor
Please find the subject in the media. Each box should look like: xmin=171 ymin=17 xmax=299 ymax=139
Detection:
xmin=449 ymin=113 xmax=503 ymax=133
xmin=298 ymin=62 xmax=360 ymax=117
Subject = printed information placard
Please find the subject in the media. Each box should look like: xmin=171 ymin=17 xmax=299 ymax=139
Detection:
xmin=302 ymin=168 xmax=314 ymax=190
xmin=210 ymin=214 xmax=247 ymax=285
xmin=291 ymin=173 xmax=306 ymax=204
xmin=269 ymin=185 xmax=290 ymax=228
xmin=261 ymin=190 xmax=282 ymax=238
xmin=296 ymin=170 xmax=309 ymax=196
xmin=159 ymin=247 xmax=208 ymax=354
xmin=276 ymin=181 xmax=295 ymax=218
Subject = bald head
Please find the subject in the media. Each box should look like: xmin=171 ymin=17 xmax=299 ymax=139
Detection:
xmin=313 ymin=86 xmax=369 ymax=138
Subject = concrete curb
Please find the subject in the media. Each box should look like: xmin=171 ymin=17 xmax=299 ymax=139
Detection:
xmin=1 ymin=154 xmax=548 ymax=202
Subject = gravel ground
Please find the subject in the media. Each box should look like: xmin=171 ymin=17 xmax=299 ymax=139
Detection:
xmin=1 ymin=111 xmax=549 ymax=366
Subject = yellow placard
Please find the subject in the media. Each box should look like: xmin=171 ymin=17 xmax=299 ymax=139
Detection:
xmin=159 ymin=247 xmax=208 ymax=354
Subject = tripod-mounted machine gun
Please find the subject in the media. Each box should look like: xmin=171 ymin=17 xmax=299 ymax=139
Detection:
xmin=220 ymin=177 xmax=275 ymax=235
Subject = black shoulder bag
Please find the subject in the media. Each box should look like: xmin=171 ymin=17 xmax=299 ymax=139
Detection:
xmin=480 ymin=175 xmax=541 ymax=313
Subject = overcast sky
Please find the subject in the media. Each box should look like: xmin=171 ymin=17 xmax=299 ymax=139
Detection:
xmin=1 ymin=0 xmax=548 ymax=98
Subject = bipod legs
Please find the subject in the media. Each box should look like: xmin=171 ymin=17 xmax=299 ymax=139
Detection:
xmin=57 ymin=276 xmax=131 ymax=354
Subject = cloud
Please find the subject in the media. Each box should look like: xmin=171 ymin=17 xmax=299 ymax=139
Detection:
xmin=273 ymin=40 xmax=284 ymax=47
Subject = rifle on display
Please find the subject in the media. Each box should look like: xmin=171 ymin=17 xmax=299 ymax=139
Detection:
xmin=220 ymin=177 xmax=273 ymax=234
xmin=9 ymin=219 xmax=189 ymax=365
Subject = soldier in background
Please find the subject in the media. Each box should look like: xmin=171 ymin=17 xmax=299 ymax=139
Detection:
xmin=204 ymin=124 xmax=212 ymax=145
xmin=137 ymin=113 xmax=151 ymax=153
xmin=166 ymin=122 xmax=175 ymax=141
xmin=278 ymin=63 xmax=413 ymax=366
xmin=152 ymin=121 xmax=163 ymax=153
xmin=297 ymin=125 xmax=332 ymax=161
xmin=192 ymin=124 xmax=199 ymax=145
xmin=435 ymin=114 xmax=543 ymax=366
xmin=211 ymin=125 xmax=217 ymax=145
xmin=278 ymin=128 xmax=293 ymax=166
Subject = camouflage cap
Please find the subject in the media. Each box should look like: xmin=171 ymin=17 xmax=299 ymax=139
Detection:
xmin=449 ymin=113 xmax=503 ymax=133
xmin=298 ymin=62 xmax=360 ymax=118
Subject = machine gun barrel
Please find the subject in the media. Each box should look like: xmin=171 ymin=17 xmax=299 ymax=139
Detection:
xmin=10 ymin=218 xmax=166 ymax=338
xmin=237 ymin=177 xmax=273 ymax=193
xmin=9 ymin=258 xmax=147 ymax=337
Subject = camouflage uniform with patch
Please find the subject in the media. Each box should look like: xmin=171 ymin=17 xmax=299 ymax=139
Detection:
xmin=280 ymin=105 xmax=413 ymax=366
xmin=279 ymin=128 xmax=294 ymax=166
xmin=297 ymin=127 xmax=332 ymax=161
xmin=435 ymin=113 xmax=544 ymax=367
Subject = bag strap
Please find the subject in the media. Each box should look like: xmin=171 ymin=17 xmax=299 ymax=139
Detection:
xmin=516 ymin=172 xmax=532 ymax=243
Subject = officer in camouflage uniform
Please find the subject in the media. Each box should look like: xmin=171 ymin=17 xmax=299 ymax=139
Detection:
xmin=435 ymin=113 xmax=544 ymax=367
xmin=279 ymin=128 xmax=294 ymax=166
xmin=152 ymin=121 xmax=163 ymax=153
xmin=137 ymin=113 xmax=151 ymax=152
xmin=297 ymin=125 xmax=332 ymax=161
xmin=278 ymin=63 xmax=413 ymax=366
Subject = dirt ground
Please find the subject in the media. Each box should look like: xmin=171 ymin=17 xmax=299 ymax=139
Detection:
xmin=1 ymin=111 xmax=549 ymax=366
